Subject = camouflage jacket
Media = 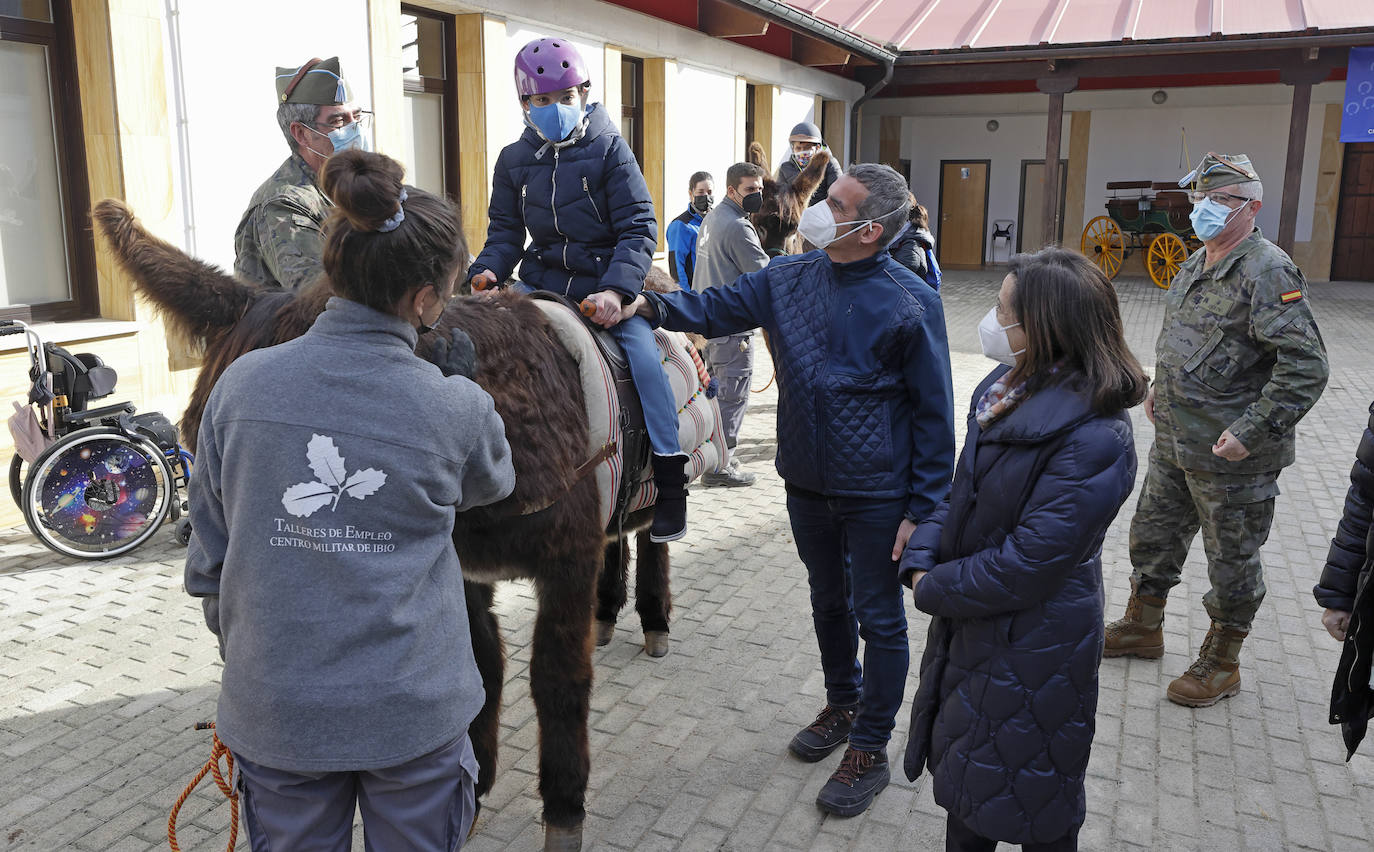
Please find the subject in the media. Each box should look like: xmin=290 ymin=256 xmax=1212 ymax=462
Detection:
xmin=1152 ymin=228 xmax=1328 ymax=473
xmin=233 ymin=154 xmax=331 ymax=290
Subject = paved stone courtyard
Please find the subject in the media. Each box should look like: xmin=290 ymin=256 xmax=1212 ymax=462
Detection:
xmin=3 ymin=270 xmax=1373 ymax=851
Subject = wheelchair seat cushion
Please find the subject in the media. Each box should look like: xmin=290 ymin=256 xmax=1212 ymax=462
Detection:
xmin=45 ymin=345 xmax=119 ymax=402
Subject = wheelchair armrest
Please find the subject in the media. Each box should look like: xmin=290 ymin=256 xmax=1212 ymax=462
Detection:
xmin=64 ymin=401 xmax=136 ymax=425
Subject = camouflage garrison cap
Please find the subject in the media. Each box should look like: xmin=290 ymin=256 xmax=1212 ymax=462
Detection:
xmin=1178 ymin=152 xmax=1260 ymax=192
xmin=275 ymin=56 xmax=352 ymax=105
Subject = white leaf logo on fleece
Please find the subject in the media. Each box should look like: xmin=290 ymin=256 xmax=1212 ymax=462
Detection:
xmin=281 ymin=434 xmax=388 ymax=518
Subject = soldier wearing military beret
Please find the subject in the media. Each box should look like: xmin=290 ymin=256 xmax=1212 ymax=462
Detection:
xmin=233 ymin=56 xmax=371 ymax=290
xmin=1103 ymin=152 xmax=1329 ymax=707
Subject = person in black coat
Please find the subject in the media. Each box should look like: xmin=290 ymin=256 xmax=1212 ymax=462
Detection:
xmin=899 ymin=248 xmax=1149 ymax=851
xmin=1313 ymin=400 xmax=1374 ymax=758
xmin=887 ymin=195 xmax=940 ymax=291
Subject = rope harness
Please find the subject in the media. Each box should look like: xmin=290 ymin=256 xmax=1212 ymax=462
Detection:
xmin=168 ymin=722 xmax=238 ymax=852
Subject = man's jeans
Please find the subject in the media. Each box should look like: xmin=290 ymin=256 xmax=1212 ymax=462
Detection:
xmin=786 ymin=490 xmax=909 ymax=752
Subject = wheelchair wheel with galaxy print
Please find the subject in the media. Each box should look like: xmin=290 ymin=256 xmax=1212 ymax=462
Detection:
xmin=21 ymin=427 xmax=174 ymax=559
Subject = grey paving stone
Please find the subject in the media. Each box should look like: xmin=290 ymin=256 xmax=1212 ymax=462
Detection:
xmin=4 ymin=273 xmax=1374 ymax=850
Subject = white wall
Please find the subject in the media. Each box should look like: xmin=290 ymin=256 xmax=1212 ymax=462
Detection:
xmin=669 ymin=63 xmax=739 ymax=211
xmin=1081 ymin=101 xmax=1325 ymax=241
xmin=170 ymin=0 xmax=373 ymax=270
xmin=772 ymin=88 xmax=818 ymax=172
xmin=899 ymin=111 xmax=1071 ymax=261
xmin=861 ymin=82 xmax=1345 ymax=258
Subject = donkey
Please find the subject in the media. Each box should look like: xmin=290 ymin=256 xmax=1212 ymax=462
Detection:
xmin=746 ymin=141 xmax=831 ymax=256
xmin=94 ymin=199 xmax=666 ymax=852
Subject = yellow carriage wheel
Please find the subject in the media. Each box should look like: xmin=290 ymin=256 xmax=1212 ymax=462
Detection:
xmin=1080 ymin=216 xmax=1125 ymax=280
xmin=1146 ymin=233 xmax=1187 ymax=289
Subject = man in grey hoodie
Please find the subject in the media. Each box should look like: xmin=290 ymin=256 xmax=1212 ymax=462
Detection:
xmin=693 ymin=160 xmax=770 ymax=487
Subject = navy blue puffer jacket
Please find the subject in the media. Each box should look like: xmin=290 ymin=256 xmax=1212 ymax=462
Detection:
xmin=899 ymin=366 xmax=1137 ymax=844
xmin=469 ymin=104 xmax=656 ymax=301
xmin=1313 ymin=400 xmax=1374 ymax=757
xmin=651 ymin=250 xmax=954 ymax=521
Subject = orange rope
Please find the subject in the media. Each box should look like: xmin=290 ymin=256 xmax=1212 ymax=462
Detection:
xmin=751 ymin=370 xmax=776 ymax=394
xmin=168 ymin=722 xmax=238 ymax=852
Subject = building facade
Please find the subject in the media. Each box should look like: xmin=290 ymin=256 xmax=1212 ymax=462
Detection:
xmin=0 ymin=0 xmax=863 ymax=528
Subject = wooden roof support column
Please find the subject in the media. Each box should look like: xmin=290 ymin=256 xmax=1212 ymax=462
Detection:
xmin=1038 ymin=75 xmax=1078 ymax=249
xmin=1277 ymin=59 xmax=1330 ymax=254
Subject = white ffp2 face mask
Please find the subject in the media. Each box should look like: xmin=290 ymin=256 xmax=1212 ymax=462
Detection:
xmin=977 ymin=306 xmax=1024 ymax=366
xmin=798 ymin=200 xmax=907 ymax=249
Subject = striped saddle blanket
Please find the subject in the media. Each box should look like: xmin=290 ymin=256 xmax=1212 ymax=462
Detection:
xmin=532 ymin=297 xmax=728 ymax=533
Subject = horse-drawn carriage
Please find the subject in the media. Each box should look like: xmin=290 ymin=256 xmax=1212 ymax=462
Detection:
xmin=1080 ymin=180 xmax=1200 ymax=289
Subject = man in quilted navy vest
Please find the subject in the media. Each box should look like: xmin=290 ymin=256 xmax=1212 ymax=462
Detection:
xmin=622 ymin=163 xmax=956 ymax=817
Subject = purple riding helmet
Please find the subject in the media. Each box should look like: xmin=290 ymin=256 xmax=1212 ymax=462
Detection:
xmin=514 ymin=38 xmax=591 ymax=98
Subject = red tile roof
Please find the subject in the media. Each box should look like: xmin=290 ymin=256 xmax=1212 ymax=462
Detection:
xmin=780 ymin=0 xmax=1374 ymax=54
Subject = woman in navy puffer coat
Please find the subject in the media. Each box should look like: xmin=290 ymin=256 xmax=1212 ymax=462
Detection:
xmin=900 ymin=249 xmax=1148 ymax=851
xmin=1313 ymin=400 xmax=1374 ymax=757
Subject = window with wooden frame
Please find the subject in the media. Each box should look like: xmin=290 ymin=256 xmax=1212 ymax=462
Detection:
xmin=400 ymin=5 xmax=459 ymax=202
xmin=620 ymin=55 xmax=644 ymax=168
xmin=0 ymin=1 xmax=97 ymax=322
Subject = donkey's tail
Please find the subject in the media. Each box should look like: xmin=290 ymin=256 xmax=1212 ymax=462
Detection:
xmin=91 ymin=199 xmax=257 ymax=347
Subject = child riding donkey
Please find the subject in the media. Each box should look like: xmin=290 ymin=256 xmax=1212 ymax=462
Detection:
xmin=468 ymin=38 xmax=690 ymax=544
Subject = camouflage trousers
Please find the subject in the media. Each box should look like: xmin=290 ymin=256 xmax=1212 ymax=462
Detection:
xmin=1128 ymin=447 xmax=1281 ymax=631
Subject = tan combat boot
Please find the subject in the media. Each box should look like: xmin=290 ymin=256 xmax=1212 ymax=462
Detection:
xmin=1103 ymin=587 xmax=1166 ymax=659
xmin=1166 ymin=622 xmax=1246 ymax=707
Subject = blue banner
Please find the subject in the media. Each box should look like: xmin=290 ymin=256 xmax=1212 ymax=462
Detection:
xmin=1342 ymin=47 xmax=1374 ymax=143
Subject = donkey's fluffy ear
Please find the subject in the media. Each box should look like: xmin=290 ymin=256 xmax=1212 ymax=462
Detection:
xmin=747 ymin=141 xmax=770 ymax=174
xmin=791 ymin=148 xmax=831 ymax=206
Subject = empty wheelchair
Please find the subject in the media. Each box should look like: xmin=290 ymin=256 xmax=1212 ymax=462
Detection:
xmin=4 ymin=318 xmax=193 ymax=559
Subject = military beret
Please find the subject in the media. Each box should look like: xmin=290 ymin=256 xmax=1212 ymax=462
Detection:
xmin=275 ymin=56 xmax=352 ymax=105
xmin=1178 ymin=152 xmax=1260 ymax=192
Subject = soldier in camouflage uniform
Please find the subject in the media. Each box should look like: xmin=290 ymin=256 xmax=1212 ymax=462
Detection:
xmin=1103 ymin=152 xmax=1328 ymax=707
xmin=234 ymin=56 xmax=369 ymax=290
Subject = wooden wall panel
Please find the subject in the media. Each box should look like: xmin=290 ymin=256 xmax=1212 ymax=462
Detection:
xmin=823 ymin=99 xmax=846 ymax=166
xmin=1062 ymin=111 xmax=1092 ymax=254
xmin=879 ymin=115 xmax=902 ymax=174
xmin=644 ymin=58 xmax=669 ymax=252
xmin=369 ymin=0 xmax=404 ymax=158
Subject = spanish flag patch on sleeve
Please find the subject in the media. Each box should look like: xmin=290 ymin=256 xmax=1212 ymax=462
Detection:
xmin=1280 ymin=289 xmax=1302 ymax=304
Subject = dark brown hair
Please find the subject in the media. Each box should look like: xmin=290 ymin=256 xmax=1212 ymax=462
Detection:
xmin=725 ymin=161 xmax=766 ymax=189
xmin=319 ymin=149 xmax=466 ymax=314
xmin=908 ymin=195 xmax=929 ymax=230
xmin=1006 ymin=248 xmax=1149 ymax=414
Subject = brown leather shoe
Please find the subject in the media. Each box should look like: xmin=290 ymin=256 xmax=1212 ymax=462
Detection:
xmin=1103 ymin=586 xmax=1167 ymax=659
xmin=1167 ymin=622 xmax=1247 ymax=707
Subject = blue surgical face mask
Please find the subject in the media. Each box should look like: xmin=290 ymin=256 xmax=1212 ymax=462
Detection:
xmin=528 ymin=101 xmax=584 ymax=143
xmin=303 ymin=120 xmax=371 ymax=157
xmin=1189 ymin=196 xmax=1244 ymax=241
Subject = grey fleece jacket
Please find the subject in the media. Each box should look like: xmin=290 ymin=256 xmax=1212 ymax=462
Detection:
xmin=693 ymin=196 xmax=769 ymax=295
xmin=185 ymin=297 xmax=515 ymax=771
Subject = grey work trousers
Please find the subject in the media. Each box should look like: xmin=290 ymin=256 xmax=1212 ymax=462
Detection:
xmin=235 ymin=732 xmax=478 ymax=852
xmin=705 ymin=331 xmax=755 ymax=449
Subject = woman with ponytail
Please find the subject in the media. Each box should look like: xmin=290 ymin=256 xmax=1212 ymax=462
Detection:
xmin=184 ymin=149 xmax=514 ymax=850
